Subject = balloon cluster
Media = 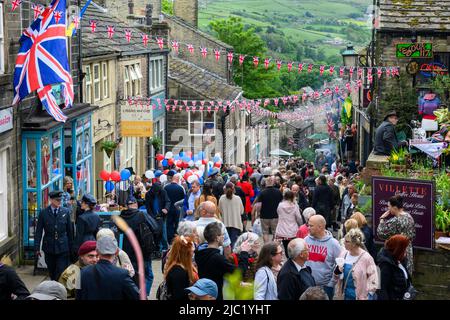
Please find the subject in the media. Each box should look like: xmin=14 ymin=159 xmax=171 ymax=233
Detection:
xmin=155 ymin=151 xmax=222 ymax=170
xmin=99 ymin=169 xmax=132 ymax=192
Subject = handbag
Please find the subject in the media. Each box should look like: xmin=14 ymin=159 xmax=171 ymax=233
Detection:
xmin=333 ymin=252 xmax=365 ymax=300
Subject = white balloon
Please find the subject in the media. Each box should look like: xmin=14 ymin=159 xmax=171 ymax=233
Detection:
xmin=145 ymin=170 xmax=154 ymax=179
xmin=198 ymin=171 xmax=204 ymax=177
xmin=165 ymin=151 xmax=173 ymax=159
xmin=187 ymin=175 xmax=198 ymax=184
xmin=195 ymin=160 xmax=202 ymax=167
xmin=180 ymin=170 xmax=186 ymax=177
xmin=159 ymin=174 xmax=167 ymax=183
xmin=214 ymin=153 xmax=220 ymax=157
xmin=188 ymin=160 xmax=194 ymax=167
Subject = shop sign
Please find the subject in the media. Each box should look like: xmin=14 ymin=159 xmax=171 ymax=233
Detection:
xmin=121 ymin=102 xmax=153 ymax=137
xmin=0 ymin=108 xmax=13 ymax=134
xmin=419 ymin=62 xmax=448 ymax=77
xmin=396 ymin=43 xmax=433 ymax=58
xmin=372 ymin=176 xmax=434 ymax=250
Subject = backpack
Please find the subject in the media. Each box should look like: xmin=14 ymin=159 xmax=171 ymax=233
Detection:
xmin=139 ymin=221 xmax=156 ymax=257
xmin=156 ymin=280 xmax=171 ymax=300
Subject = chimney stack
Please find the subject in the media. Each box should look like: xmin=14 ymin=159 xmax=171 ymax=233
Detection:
xmin=173 ymin=0 xmax=198 ymax=27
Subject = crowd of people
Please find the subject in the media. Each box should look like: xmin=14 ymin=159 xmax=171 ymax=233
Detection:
xmin=0 ymin=156 xmax=417 ymax=301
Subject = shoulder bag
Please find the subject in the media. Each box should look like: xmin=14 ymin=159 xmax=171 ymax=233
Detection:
xmin=333 ymin=252 xmax=365 ymax=300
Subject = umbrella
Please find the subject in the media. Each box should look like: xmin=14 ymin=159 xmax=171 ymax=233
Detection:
xmin=307 ymin=133 xmax=329 ymax=140
xmin=269 ymin=149 xmax=293 ymax=156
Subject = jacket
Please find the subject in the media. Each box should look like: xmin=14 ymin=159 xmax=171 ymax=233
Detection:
xmin=419 ymin=93 xmax=440 ymax=119
xmin=182 ymin=189 xmax=201 ymax=221
xmin=194 ymin=247 xmax=249 ymax=300
xmin=277 ymin=260 xmax=316 ymax=300
xmin=275 ymin=201 xmax=303 ymax=239
xmin=35 ymin=206 xmax=74 ymax=255
xmin=76 ymin=259 xmax=140 ymax=300
xmin=120 ymin=208 xmax=152 ymax=261
xmin=219 ymin=195 xmax=244 ymax=230
xmin=164 ymin=183 xmax=186 ymax=216
xmin=208 ymin=177 xmax=224 ymax=201
xmin=312 ymin=185 xmax=333 ymax=218
xmin=145 ymin=183 xmax=171 ymax=218
xmin=254 ymin=266 xmax=278 ymax=300
xmin=166 ymin=265 xmax=190 ymax=301
xmin=237 ymin=181 xmax=255 ymax=214
xmin=377 ymin=248 xmax=411 ymax=300
xmin=374 ymin=121 xmax=399 ymax=156
xmin=334 ymin=249 xmax=378 ymax=300
xmin=73 ymin=210 xmax=101 ymax=254
xmin=0 ymin=263 xmax=30 ymax=300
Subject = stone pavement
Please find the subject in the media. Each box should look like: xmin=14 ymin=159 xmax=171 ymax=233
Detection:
xmin=17 ymin=259 xmax=165 ymax=300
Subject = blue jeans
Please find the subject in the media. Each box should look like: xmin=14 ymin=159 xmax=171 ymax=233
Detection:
xmin=323 ymin=286 xmax=334 ymax=300
xmin=159 ymin=217 xmax=168 ymax=252
xmin=132 ymin=260 xmax=154 ymax=296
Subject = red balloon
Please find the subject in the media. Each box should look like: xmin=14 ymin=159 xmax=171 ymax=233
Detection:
xmin=110 ymin=170 xmax=121 ymax=182
xmin=156 ymin=154 xmax=165 ymax=161
xmin=202 ymin=159 xmax=208 ymax=165
xmin=99 ymin=170 xmax=110 ymax=181
xmin=76 ymin=171 xmax=81 ymax=180
xmin=168 ymin=158 xmax=174 ymax=165
xmin=184 ymin=171 xmax=193 ymax=181
xmin=214 ymin=162 xmax=221 ymax=168
xmin=176 ymin=160 xmax=183 ymax=168
xmin=163 ymin=169 xmax=169 ymax=175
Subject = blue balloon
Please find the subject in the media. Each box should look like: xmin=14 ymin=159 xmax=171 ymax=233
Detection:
xmin=198 ymin=177 xmax=204 ymax=185
xmin=105 ymin=181 xmax=114 ymax=192
xmin=198 ymin=151 xmax=205 ymax=158
xmin=179 ymin=152 xmax=184 ymax=157
xmin=193 ymin=155 xmax=199 ymax=162
xmin=183 ymin=156 xmax=191 ymax=162
xmin=213 ymin=156 xmax=220 ymax=162
xmin=120 ymin=169 xmax=131 ymax=181
xmin=173 ymin=155 xmax=180 ymax=160
xmin=162 ymin=159 xmax=168 ymax=166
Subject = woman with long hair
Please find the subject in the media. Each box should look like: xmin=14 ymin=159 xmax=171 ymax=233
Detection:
xmin=194 ymin=182 xmax=220 ymax=220
xmin=219 ymin=182 xmax=244 ymax=248
xmin=333 ymin=229 xmax=378 ymax=300
xmin=254 ymin=242 xmax=283 ymax=300
xmin=275 ymin=190 xmax=303 ymax=254
xmin=350 ymin=212 xmax=376 ymax=260
xmin=377 ymin=235 xmax=413 ymax=300
xmin=163 ymin=235 xmax=197 ymax=300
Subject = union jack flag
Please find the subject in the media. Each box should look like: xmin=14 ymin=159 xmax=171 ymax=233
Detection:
xmin=142 ymin=34 xmax=149 ymax=46
xmin=287 ymin=62 xmax=293 ymax=72
xmin=11 ymin=0 xmax=22 ymax=12
xmin=214 ymin=49 xmax=221 ymax=62
xmin=157 ymin=38 xmax=164 ymax=50
xmin=107 ymin=26 xmax=115 ymax=39
xmin=276 ymin=60 xmax=282 ymax=71
xmin=171 ymin=41 xmax=179 ymax=54
xmin=125 ymin=29 xmax=132 ymax=43
xmin=89 ymin=20 xmax=97 ymax=32
xmin=187 ymin=44 xmax=194 ymax=54
xmin=298 ymin=63 xmax=303 ymax=73
xmin=239 ymin=55 xmax=245 ymax=65
xmin=32 ymin=4 xmax=43 ymax=20
xmin=13 ymin=0 xmax=73 ymax=122
xmin=264 ymin=58 xmax=270 ymax=69
xmin=200 ymin=47 xmax=208 ymax=58
xmin=253 ymin=56 xmax=259 ymax=68
xmin=72 ymin=15 xmax=80 ymax=29
xmin=227 ymin=52 xmax=233 ymax=64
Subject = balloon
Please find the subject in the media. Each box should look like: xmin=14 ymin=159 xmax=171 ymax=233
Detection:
xmin=105 ymin=181 xmax=114 ymax=192
xmin=154 ymin=170 xmax=162 ymax=177
xmin=183 ymin=155 xmax=191 ymax=162
xmin=213 ymin=156 xmax=220 ymax=162
xmin=187 ymin=175 xmax=198 ymax=184
xmin=193 ymin=155 xmax=199 ymax=162
xmin=195 ymin=160 xmax=202 ymax=167
xmin=214 ymin=162 xmax=221 ymax=168
xmin=184 ymin=171 xmax=193 ymax=181
xmin=198 ymin=171 xmax=204 ymax=177
xmin=156 ymin=154 xmax=165 ymax=161
xmin=165 ymin=151 xmax=173 ymax=159
xmin=120 ymin=169 xmax=131 ymax=181
xmin=99 ymin=170 xmax=111 ymax=181
xmin=168 ymin=158 xmax=174 ymax=166
xmin=186 ymin=151 xmax=192 ymax=157
xmin=176 ymin=160 xmax=183 ymax=168
xmin=202 ymin=159 xmax=208 ymax=165
xmin=198 ymin=151 xmax=205 ymax=158
xmin=180 ymin=170 xmax=186 ymax=177
xmin=159 ymin=174 xmax=167 ymax=183
xmin=162 ymin=159 xmax=168 ymax=166
xmin=198 ymin=177 xmax=204 ymax=185
xmin=163 ymin=169 xmax=169 ymax=175
xmin=173 ymin=155 xmax=180 ymax=161
xmin=110 ymin=170 xmax=121 ymax=182
xmin=145 ymin=170 xmax=154 ymax=179
xmin=179 ymin=152 xmax=184 ymax=157
xmin=188 ymin=160 xmax=194 ymax=167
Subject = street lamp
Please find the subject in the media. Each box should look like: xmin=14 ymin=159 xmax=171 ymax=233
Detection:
xmin=342 ymin=43 xmax=358 ymax=69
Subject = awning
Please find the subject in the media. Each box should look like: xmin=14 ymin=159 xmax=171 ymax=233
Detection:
xmin=307 ymin=133 xmax=329 ymax=140
xmin=269 ymin=149 xmax=293 ymax=156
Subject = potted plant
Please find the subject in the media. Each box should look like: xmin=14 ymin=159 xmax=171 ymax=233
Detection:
xmin=149 ymin=136 xmax=162 ymax=153
xmin=389 ymin=147 xmax=408 ymax=171
xmin=100 ymin=140 xmax=118 ymax=158
xmin=435 ymin=204 xmax=449 ymax=239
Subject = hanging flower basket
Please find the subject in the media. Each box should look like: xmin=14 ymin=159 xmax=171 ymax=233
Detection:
xmin=100 ymin=140 xmax=118 ymax=158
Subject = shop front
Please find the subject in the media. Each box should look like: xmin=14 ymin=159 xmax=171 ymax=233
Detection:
xmin=21 ymin=104 xmax=97 ymax=258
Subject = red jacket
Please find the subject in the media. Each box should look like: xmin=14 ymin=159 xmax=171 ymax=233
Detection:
xmin=237 ymin=181 xmax=254 ymax=214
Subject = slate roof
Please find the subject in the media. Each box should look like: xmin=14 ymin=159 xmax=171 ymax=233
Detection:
xmin=168 ymin=57 xmax=242 ymax=101
xmin=379 ymin=0 xmax=450 ymax=31
xmin=81 ymin=2 xmax=160 ymax=58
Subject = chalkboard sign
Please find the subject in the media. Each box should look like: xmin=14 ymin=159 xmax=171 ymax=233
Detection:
xmin=396 ymin=43 xmax=433 ymax=58
xmin=372 ymin=176 xmax=435 ymax=250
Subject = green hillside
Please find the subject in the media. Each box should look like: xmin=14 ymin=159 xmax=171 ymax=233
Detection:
xmin=198 ymin=0 xmax=372 ymax=64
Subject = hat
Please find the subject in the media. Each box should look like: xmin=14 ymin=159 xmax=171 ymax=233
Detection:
xmin=96 ymin=236 xmax=118 ymax=255
xmin=28 ymin=281 xmax=67 ymax=300
xmin=81 ymin=194 xmax=97 ymax=206
xmin=262 ymin=167 xmax=272 ymax=176
xmin=384 ymin=110 xmax=398 ymax=121
xmin=78 ymin=240 xmax=97 ymax=257
xmin=126 ymin=196 xmax=137 ymax=205
xmin=167 ymin=170 xmax=176 ymax=177
xmin=49 ymin=191 xmax=63 ymax=199
xmin=185 ymin=278 xmax=218 ymax=299
xmin=154 ymin=170 xmax=163 ymax=178
xmin=208 ymin=168 xmax=219 ymax=177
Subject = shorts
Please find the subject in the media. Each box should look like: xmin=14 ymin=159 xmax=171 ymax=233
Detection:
xmin=260 ymin=218 xmax=278 ymax=235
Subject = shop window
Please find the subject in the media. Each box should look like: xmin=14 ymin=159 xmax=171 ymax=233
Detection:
xmin=0 ymin=149 xmax=8 ymax=242
xmin=0 ymin=3 xmax=4 ymax=75
xmin=102 ymin=62 xmax=109 ymax=99
xmin=93 ymin=63 xmax=100 ymax=101
xmin=85 ymin=65 xmax=92 ymax=103
xmin=189 ymin=111 xmax=216 ymax=136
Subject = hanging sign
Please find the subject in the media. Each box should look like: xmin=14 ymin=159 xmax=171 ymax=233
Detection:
xmin=0 ymin=108 xmax=13 ymax=134
xmin=420 ymin=62 xmax=448 ymax=77
xmin=120 ymin=101 xmax=153 ymax=137
xmin=372 ymin=176 xmax=435 ymax=250
xmin=396 ymin=43 xmax=433 ymax=58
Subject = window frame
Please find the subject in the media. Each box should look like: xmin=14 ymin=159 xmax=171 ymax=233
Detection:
xmin=124 ymin=66 xmax=130 ymax=98
xmin=84 ymin=65 xmax=92 ymax=103
xmin=93 ymin=63 xmax=100 ymax=102
xmin=102 ymin=61 xmax=109 ymax=99
xmin=188 ymin=111 xmax=216 ymax=136
xmin=149 ymin=57 xmax=164 ymax=92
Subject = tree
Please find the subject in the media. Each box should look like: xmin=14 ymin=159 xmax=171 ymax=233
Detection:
xmin=209 ymin=17 xmax=282 ymax=98
xmin=161 ymin=0 xmax=173 ymax=14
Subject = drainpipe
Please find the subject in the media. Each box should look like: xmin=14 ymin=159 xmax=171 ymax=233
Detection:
xmin=77 ymin=0 xmax=83 ymax=103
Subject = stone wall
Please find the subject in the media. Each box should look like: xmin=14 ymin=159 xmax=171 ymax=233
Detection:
xmin=173 ymin=0 xmax=198 ymax=28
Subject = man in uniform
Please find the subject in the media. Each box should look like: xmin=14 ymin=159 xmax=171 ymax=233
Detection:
xmin=35 ymin=190 xmax=74 ymax=280
xmin=58 ymin=240 xmax=98 ymax=299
